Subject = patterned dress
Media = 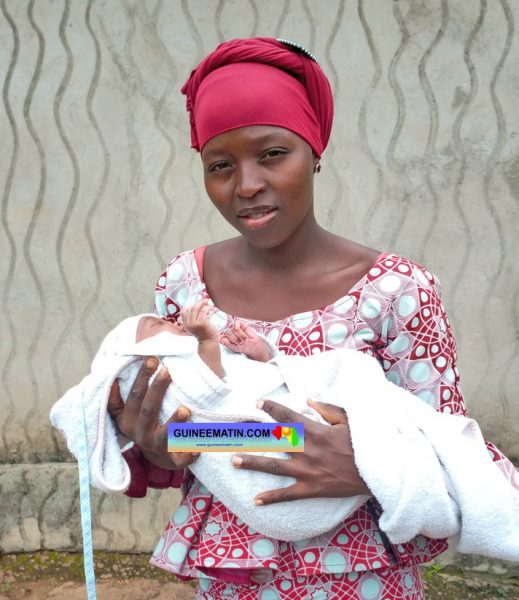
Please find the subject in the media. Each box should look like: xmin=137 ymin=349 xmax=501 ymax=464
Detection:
xmin=138 ymin=248 xmax=516 ymax=600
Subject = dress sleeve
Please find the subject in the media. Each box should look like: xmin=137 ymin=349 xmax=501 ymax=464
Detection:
xmin=376 ymin=262 xmax=466 ymax=416
xmin=122 ymin=444 xmax=185 ymax=497
xmin=375 ymin=258 xmax=518 ymax=489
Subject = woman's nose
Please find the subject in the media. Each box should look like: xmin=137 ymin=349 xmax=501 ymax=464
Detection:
xmin=235 ymin=162 xmax=265 ymax=199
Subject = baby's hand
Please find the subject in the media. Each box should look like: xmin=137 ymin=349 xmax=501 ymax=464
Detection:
xmin=181 ymin=300 xmax=219 ymax=342
xmin=221 ymin=321 xmax=272 ymax=362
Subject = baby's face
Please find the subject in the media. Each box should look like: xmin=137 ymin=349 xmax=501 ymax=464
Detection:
xmin=136 ymin=316 xmax=189 ymax=342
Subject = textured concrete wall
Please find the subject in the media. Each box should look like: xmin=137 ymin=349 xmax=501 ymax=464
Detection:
xmin=1 ymin=0 xmax=518 ymax=555
xmin=0 ymin=463 xmax=180 ymax=553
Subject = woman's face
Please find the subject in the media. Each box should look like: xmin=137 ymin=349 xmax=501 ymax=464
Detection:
xmin=201 ymin=126 xmax=317 ymax=249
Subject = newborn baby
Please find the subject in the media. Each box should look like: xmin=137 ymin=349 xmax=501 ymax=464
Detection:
xmin=51 ymin=300 xmax=370 ymax=541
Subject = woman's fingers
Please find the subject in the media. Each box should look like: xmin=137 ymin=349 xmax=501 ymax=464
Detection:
xmin=107 ymin=380 xmax=124 ymax=425
xmin=232 ymin=454 xmax=301 ymax=478
xmin=236 ymin=400 xmax=370 ymax=500
xmin=165 ymin=408 xmax=200 ymax=468
xmin=167 ymin=405 xmax=192 ymax=424
xmin=123 ymin=357 xmax=159 ymax=426
xmin=257 ymin=399 xmax=315 ymax=429
xmin=307 ymin=399 xmax=349 ymax=426
xmin=255 ymin=482 xmax=305 ymax=506
xmin=107 ymin=358 xmax=200 ymax=471
xmin=134 ymin=366 xmax=171 ymax=447
xmin=170 ymin=452 xmax=199 ymax=468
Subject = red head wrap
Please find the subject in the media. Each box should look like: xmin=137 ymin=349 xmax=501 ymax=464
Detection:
xmin=181 ymin=37 xmax=334 ymax=157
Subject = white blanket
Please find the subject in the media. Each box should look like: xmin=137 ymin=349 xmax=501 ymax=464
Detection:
xmin=50 ymin=316 xmax=519 ymax=560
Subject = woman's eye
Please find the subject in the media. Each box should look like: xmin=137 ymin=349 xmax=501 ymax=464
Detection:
xmin=262 ymin=148 xmax=286 ymax=160
xmin=209 ymin=161 xmax=232 ymax=172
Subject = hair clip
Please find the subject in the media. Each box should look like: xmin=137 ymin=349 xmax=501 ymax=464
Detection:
xmin=277 ymin=39 xmax=319 ymax=64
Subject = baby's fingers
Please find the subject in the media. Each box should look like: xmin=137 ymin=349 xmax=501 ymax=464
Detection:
xmin=234 ymin=327 xmax=250 ymax=343
xmin=223 ymin=329 xmax=241 ymax=345
xmin=220 ymin=336 xmax=232 ymax=349
xmin=239 ymin=322 xmax=258 ymax=341
xmin=228 ymin=321 xmax=249 ymax=343
xmin=180 ymin=306 xmax=192 ymax=325
xmin=191 ymin=299 xmax=210 ymax=317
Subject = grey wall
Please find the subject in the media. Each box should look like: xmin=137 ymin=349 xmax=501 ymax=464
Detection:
xmin=1 ymin=0 xmax=518 ymax=555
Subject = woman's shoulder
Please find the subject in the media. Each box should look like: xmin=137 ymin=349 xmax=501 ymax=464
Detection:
xmin=162 ymin=240 xmax=239 ymax=281
xmin=361 ymin=252 xmax=442 ymax=296
xmin=320 ymin=238 xmax=440 ymax=302
xmin=159 ymin=248 xmax=201 ymax=282
xmin=354 ymin=252 xmax=447 ymax=338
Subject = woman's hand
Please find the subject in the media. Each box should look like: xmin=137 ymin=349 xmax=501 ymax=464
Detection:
xmin=107 ymin=356 xmax=199 ymax=470
xmin=232 ymin=399 xmax=371 ymax=505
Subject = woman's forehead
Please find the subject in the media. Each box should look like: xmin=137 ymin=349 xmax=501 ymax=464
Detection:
xmin=202 ymin=125 xmax=306 ymax=156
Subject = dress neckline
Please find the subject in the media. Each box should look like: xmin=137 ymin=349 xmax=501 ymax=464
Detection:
xmin=192 ymin=247 xmax=390 ymax=326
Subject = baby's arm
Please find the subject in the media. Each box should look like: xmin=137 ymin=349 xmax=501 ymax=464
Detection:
xmin=182 ymin=301 xmax=224 ymax=378
xmin=221 ymin=321 xmax=272 ymax=362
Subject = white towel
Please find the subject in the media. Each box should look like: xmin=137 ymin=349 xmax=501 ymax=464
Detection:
xmin=50 ymin=316 xmax=519 ymax=559
xmin=280 ymin=349 xmax=519 ymax=561
xmin=50 ymin=317 xmax=368 ymax=541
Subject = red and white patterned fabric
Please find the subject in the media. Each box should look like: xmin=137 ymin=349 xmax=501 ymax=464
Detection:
xmin=141 ymin=248 xmax=516 ymax=598
xmin=194 ymin=564 xmax=425 ymax=600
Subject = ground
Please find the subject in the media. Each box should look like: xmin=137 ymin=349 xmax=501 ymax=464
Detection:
xmin=0 ymin=552 xmax=518 ymax=599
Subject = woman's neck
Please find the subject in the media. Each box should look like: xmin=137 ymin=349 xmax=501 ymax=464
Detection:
xmin=238 ymin=218 xmax=335 ymax=274
xmin=204 ymin=221 xmax=380 ymax=322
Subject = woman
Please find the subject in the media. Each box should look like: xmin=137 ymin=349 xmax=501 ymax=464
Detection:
xmin=108 ymin=38 xmax=514 ymax=599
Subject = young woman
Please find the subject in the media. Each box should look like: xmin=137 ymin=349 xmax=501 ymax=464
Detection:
xmin=108 ymin=38 xmax=516 ymax=600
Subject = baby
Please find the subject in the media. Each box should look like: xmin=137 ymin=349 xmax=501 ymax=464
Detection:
xmin=52 ymin=300 xmax=370 ymax=541
xmin=137 ymin=299 xmax=274 ymax=376
xmin=51 ymin=302 xmax=519 ymax=556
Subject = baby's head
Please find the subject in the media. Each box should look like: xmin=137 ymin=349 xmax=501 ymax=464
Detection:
xmin=135 ymin=315 xmax=189 ymax=342
xmin=90 ymin=314 xmax=190 ymax=373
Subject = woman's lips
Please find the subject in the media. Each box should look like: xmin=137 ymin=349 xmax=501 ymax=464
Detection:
xmin=237 ymin=207 xmax=278 ymax=230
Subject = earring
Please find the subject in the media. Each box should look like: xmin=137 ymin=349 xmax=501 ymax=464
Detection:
xmin=313 ymin=162 xmax=321 ymax=174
